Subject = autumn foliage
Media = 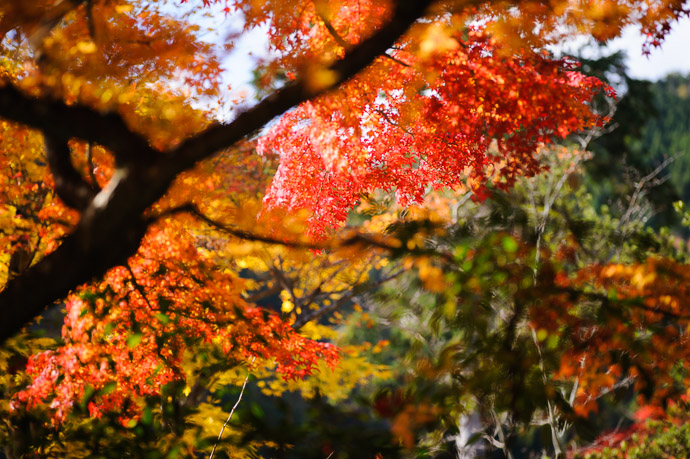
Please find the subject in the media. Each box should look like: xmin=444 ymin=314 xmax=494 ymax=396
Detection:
xmin=0 ymin=0 xmax=689 ymax=457
xmin=259 ymin=26 xmax=612 ymax=236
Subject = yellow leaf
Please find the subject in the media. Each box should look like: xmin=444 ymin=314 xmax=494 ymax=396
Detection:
xmin=305 ymin=65 xmax=339 ymax=93
xmin=281 ymin=300 xmax=294 ymax=313
xmin=419 ymin=24 xmax=459 ymax=58
xmin=115 ymin=4 xmax=134 ymax=13
xmin=76 ymin=41 xmax=97 ymax=54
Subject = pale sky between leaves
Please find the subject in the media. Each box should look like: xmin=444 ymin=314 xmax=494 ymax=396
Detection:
xmin=589 ymin=16 xmax=690 ymax=81
xmin=184 ymin=3 xmax=690 ymax=120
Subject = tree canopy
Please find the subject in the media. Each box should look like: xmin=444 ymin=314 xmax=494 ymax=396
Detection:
xmin=0 ymin=0 xmax=689 ymax=457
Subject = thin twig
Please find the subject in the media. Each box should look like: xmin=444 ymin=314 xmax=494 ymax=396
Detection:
xmin=314 ymin=4 xmax=349 ymax=48
xmin=375 ymin=109 xmax=415 ymax=136
xmin=314 ymin=4 xmax=410 ymax=67
xmin=531 ymin=327 xmax=564 ymax=458
xmin=126 ymin=262 xmax=154 ymax=310
xmin=604 ymin=155 xmax=675 ymax=264
xmin=622 ymin=155 xmax=675 ymax=225
xmin=533 ymin=153 xmax=583 ymax=280
xmin=209 ymin=357 xmax=256 ymax=459
xmin=488 ymin=406 xmax=513 ymax=459
xmin=382 ymin=51 xmax=411 ymax=67
xmin=85 ymin=0 xmax=97 ymax=41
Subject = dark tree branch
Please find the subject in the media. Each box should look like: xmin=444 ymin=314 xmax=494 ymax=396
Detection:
xmin=167 ymin=1 xmax=433 ymax=168
xmin=156 ymin=203 xmax=318 ymax=249
xmin=44 ymin=135 xmax=97 ymax=210
xmin=244 ymin=283 xmax=282 ymax=304
xmin=125 ymin=262 xmax=154 ymax=310
xmin=315 ymin=3 xmax=411 ymax=67
xmin=0 ymin=0 xmax=434 ymax=344
xmin=298 ymin=260 xmax=349 ymax=308
xmin=314 ymin=4 xmax=350 ymax=49
xmin=158 ymin=203 xmax=405 ymax=255
xmin=85 ymin=0 xmax=97 ymax=42
xmin=0 ymin=83 xmax=160 ymax=165
xmin=383 ymin=51 xmax=411 ymax=67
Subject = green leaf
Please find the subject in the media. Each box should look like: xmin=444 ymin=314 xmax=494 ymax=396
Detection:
xmin=127 ymin=333 xmax=143 ymax=349
xmin=141 ymin=406 xmax=153 ymax=425
xmin=99 ymin=381 xmax=117 ymax=396
xmin=546 ymin=334 xmax=559 ymax=350
xmin=250 ymin=402 xmax=265 ymax=419
xmin=155 ymin=313 xmax=170 ymax=325
xmin=80 ymin=385 xmax=96 ymax=411
xmin=501 ymin=236 xmax=518 ymax=253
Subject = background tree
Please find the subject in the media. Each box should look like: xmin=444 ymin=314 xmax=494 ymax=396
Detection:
xmin=342 ymin=145 xmax=687 ymax=457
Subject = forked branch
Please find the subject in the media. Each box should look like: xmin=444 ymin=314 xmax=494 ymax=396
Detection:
xmin=0 ymin=0 xmax=435 ymax=344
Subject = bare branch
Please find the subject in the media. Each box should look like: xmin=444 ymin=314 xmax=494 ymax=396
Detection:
xmin=607 ymin=155 xmax=676 ymax=263
xmin=382 ymin=51 xmax=411 ymax=67
xmin=530 ymin=326 xmax=565 ymax=457
xmin=209 ymin=357 xmax=255 ymax=459
xmin=157 ymin=203 xmax=405 ymax=254
xmin=533 ymin=152 xmax=584 ymax=279
xmin=619 ymin=155 xmax=675 ymax=227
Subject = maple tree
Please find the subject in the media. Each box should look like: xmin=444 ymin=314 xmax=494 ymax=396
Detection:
xmin=0 ymin=0 xmax=689 ymax=457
